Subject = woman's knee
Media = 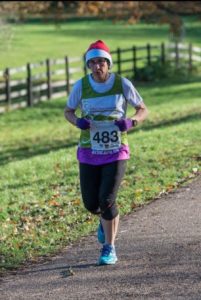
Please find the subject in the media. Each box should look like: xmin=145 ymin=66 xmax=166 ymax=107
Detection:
xmin=100 ymin=202 xmax=119 ymax=220
xmin=84 ymin=202 xmax=101 ymax=215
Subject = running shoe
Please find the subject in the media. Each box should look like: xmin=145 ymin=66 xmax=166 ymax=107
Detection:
xmin=98 ymin=244 xmax=117 ymax=265
xmin=97 ymin=222 xmax=105 ymax=244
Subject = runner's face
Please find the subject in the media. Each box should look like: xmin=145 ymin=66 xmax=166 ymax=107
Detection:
xmin=88 ymin=58 xmax=109 ymax=82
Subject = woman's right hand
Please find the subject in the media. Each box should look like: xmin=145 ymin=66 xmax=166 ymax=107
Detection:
xmin=76 ymin=118 xmax=90 ymax=130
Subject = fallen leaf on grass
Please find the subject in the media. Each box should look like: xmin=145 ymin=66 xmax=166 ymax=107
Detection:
xmin=72 ymin=199 xmax=81 ymax=206
xmin=48 ymin=200 xmax=61 ymax=207
xmin=131 ymin=202 xmax=138 ymax=210
xmin=121 ymin=179 xmax=130 ymax=187
xmin=144 ymin=187 xmax=152 ymax=191
xmin=134 ymin=189 xmax=143 ymax=198
xmin=166 ymin=184 xmax=176 ymax=192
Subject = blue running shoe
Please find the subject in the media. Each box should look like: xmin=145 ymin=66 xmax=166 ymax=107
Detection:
xmin=97 ymin=222 xmax=105 ymax=244
xmin=98 ymin=244 xmax=117 ymax=265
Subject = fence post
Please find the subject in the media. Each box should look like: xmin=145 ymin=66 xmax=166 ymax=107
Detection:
xmin=5 ymin=68 xmax=11 ymax=106
xmin=188 ymin=43 xmax=192 ymax=73
xmin=83 ymin=54 xmax=87 ymax=76
xmin=27 ymin=63 xmax=32 ymax=107
xmin=147 ymin=43 xmax=151 ymax=66
xmin=132 ymin=46 xmax=137 ymax=78
xmin=65 ymin=56 xmax=70 ymax=94
xmin=117 ymin=48 xmax=121 ymax=75
xmin=161 ymin=42 xmax=165 ymax=64
xmin=46 ymin=59 xmax=52 ymax=99
xmin=175 ymin=42 xmax=179 ymax=69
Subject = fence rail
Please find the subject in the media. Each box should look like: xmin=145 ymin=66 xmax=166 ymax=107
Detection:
xmin=0 ymin=42 xmax=201 ymax=113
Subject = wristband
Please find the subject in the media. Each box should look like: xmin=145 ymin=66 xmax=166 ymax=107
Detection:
xmin=132 ymin=119 xmax=138 ymax=127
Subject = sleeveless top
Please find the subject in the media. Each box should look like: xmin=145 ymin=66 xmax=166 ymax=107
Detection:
xmin=77 ymin=74 xmax=130 ymax=165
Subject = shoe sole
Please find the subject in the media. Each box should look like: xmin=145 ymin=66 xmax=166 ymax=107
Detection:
xmin=98 ymin=258 xmax=118 ymax=265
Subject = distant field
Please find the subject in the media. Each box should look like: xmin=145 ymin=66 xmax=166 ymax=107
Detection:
xmin=0 ymin=16 xmax=201 ymax=69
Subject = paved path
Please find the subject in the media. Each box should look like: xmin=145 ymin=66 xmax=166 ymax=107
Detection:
xmin=1 ymin=176 xmax=201 ymax=300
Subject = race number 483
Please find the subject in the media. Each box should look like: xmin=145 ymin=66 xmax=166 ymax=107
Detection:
xmin=92 ymin=130 xmax=119 ymax=144
xmin=90 ymin=121 xmax=121 ymax=151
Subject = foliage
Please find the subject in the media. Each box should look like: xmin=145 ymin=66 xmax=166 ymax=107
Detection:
xmin=1 ymin=1 xmax=201 ymax=41
xmin=134 ymin=59 xmax=198 ymax=82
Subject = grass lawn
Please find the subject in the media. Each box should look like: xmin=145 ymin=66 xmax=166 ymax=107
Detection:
xmin=0 ymin=77 xmax=200 ymax=272
xmin=0 ymin=16 xmax=201 ymax=69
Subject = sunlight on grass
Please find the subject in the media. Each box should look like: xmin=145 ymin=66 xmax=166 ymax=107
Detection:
xmin=0 ymin=16 xmax=201 ymax=69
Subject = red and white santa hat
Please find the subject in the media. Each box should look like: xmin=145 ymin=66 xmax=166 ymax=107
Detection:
xmin=85 ymin=40 xmax=113 ymax=68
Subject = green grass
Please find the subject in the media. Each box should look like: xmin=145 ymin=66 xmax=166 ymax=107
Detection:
xmin=1 ymin=16 xmax=201 ymax=69
xmin=0 ymin=20 xmax=168 ymax=69
xmin=0 ymin=78 xmax=200 ymax=272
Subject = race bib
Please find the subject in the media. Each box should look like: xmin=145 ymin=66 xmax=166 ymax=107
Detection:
xmin=90 ymin=120 xmax=121 ymax=152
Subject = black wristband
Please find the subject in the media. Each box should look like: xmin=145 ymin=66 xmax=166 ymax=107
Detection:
xmin=132 ymin=119 xmax=138 ymax=127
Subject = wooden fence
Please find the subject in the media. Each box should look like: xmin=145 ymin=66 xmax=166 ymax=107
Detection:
xmin=0 ymin=42 xmax=201 ymax=113
xmin=0 ymin=56 xmax=83 ymax=113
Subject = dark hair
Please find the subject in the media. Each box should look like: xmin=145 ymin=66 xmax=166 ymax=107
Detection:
xmin=105 ymin=58 xmax=110 ymax=67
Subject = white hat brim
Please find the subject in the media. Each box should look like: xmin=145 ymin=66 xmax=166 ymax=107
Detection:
xmin=85 ymin=49 xmax=113 ymax=68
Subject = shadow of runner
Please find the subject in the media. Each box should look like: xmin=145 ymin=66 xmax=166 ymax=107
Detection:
xmin=14 ymin=263 xmax=98 ymax=277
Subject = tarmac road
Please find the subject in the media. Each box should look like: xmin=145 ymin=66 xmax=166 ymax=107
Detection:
xmin=1 ymin=175 xmax=201 ymax=300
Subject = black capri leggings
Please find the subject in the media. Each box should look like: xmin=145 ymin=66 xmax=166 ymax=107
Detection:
xmin=79 ymin=160 xmax=127 ymax=220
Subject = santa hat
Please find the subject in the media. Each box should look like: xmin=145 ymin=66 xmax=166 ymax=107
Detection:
xmin=85 ymin=40 xmax=113 ymax=68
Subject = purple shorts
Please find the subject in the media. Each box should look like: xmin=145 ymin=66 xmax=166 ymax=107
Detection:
xmin=77 ymin=145 xmax=130 ymax=165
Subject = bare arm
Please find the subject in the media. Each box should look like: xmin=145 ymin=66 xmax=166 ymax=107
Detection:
xmin=131 ymin=102 xmax=148 ymax=124
xmin=64 ymin=107 xmax=78 ymax=127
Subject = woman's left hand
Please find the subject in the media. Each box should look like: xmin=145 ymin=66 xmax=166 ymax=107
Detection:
xmin=114 ymin=118 xmax=134 ymax=132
